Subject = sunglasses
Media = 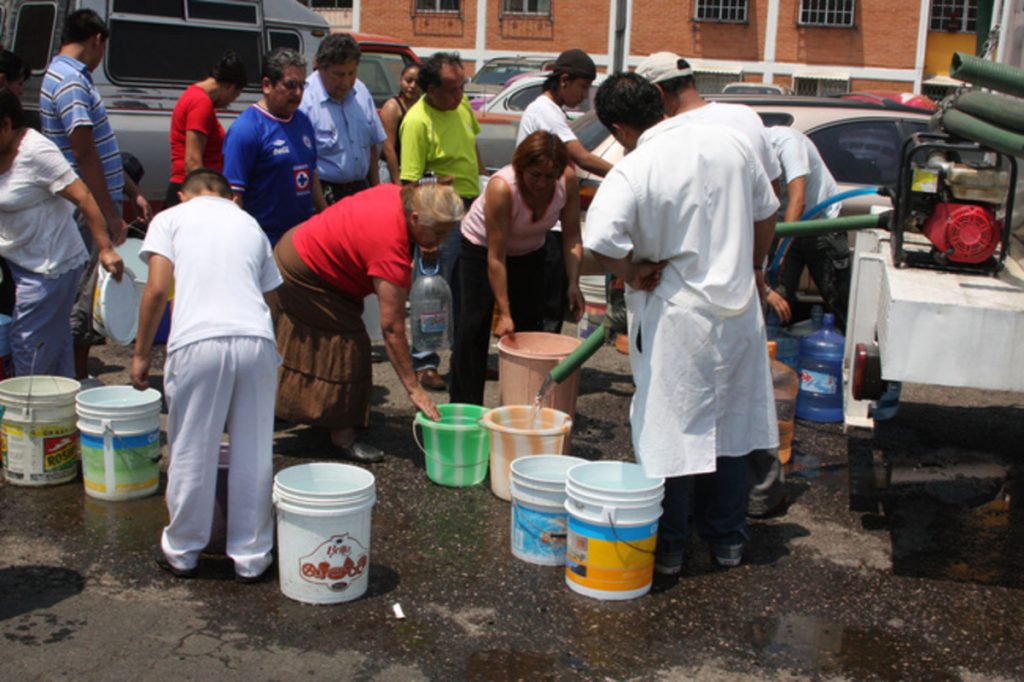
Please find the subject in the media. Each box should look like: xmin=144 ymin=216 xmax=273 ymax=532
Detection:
xmin=278 ymin=79 xmax=306 ymax=91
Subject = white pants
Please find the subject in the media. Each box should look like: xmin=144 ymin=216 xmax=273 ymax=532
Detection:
xmin=161 ymin=336 xmax=280 ymax=577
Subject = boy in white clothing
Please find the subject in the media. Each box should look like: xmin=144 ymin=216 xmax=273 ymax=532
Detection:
xmin=132 ymin=168 xmax=282 ymax=581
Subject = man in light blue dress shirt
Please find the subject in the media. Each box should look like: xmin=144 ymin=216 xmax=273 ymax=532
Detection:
xmin=300 ymin=34 xmax=386 ymax=205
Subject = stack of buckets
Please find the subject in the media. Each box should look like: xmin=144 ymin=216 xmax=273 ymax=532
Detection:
xmin=509 ymin=457 xmax=664 ymax=601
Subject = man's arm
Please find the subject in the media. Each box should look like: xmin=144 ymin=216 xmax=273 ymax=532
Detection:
xmin=68 ymin=126 xmax=126 ymax=244
xmin=368 ymin=145 xmax=381 ymax=186
xmin=123 ymin=173 xmax=152 ymax=223
xmin=783 ymin=176 xmax=807 ymax=224
xmin=565 ymin=139 xmax=612 ymax=177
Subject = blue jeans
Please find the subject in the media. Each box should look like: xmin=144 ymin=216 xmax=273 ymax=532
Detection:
xmin=657 ymin=454 xmax=751 ymax=557
xmin=412 ymin=224 xmax=462 ymax=371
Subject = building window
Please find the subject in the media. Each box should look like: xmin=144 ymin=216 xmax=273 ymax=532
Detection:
xmin=303 ymin=0 xmax=353 ymax=7
xmin=930 ymin=0 xmax=977 ymax=33
xmin=694 ymin=0 xmax=748 ymax=23
xmin=793 ymin=75 xmax=850 ymax=96
xmin=503 ymin=0 xmax=551 ymax=15
xmin=798 ymin=0 xmax=854 ymax=27
xmin=415 ymin=0 xmax=460 ymax=11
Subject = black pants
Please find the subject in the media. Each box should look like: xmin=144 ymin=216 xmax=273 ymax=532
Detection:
xmin=542 ymin=231 xmax=567 ymax=333
xmin=776 ymin=233 xmax=851 ymax=329
xmin=449 ymin=238 xmax=545 ymax=405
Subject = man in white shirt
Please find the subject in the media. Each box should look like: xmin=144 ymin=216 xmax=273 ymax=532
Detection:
xmin=517 ymin=48 xmax=611 ymax=333
xmin=132 ymin=168 xmax=282 ymax=583
xmin=584 ymin=73 xmax=780 ymax=574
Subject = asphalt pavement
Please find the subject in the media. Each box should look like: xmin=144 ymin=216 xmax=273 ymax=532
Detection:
xmin=1 ymin=329 xmax=1022 ymax=681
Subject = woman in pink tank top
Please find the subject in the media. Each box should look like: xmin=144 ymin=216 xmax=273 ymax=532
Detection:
xmin=449 ymin=131 xmax=583 ymax=405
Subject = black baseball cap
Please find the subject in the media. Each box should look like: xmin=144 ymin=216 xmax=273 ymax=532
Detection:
xmin=553 ymin=48 xmax=596 ymax=80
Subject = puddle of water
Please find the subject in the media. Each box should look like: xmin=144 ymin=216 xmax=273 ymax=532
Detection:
xmin=465 ymin=649 xmax=559 ymax=681
xmin=751 ymin=614 xmax=906 ymax=677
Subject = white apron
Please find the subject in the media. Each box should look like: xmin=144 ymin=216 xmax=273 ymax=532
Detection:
xmin=627 ymin=288 xmax=778 ymax=478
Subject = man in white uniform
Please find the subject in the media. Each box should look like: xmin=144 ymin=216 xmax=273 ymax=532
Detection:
xmin=516 ymin=48 xmax=611 ymax=333
xmin=584 ymin=73 xmax=779 ymax=573
xmin=132 ymin=169 xmax=282 ymax=582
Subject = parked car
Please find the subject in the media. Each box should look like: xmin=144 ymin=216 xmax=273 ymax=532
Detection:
xmin=465 ymin=56 xmax=554 ymax=100
xmin=722 ymin=82 xmax=793 ymax=95
xmin=839 ymin=90 xmax=939 ymax=112
xmin=351 ymin=32 xmax=421 ymax=109
xmin=475 ymin=71 xmax=606 ymax=171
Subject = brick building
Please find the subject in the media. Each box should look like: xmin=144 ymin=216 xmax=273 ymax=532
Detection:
xmin=304 ymin=0 xmax=980 ymax=96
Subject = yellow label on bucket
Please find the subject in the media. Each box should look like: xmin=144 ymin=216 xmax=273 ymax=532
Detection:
xmin=565 ymin=518 xmax=657 ymax=593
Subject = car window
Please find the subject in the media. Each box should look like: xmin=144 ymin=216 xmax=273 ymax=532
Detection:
xmin=759 ymin=112 xmax=794 ymax=127
xmin=359 ymin=52 xmax=414 ymax=109
xmin=473 ymin=63 xmax=534 ymax=86
xmin=809 ymin=119 xmax=905 ymax=186
xmin=505 ymin=84 xmax=543 ymax=111
xmin=572 ymin=111 xmax=611 ymax=152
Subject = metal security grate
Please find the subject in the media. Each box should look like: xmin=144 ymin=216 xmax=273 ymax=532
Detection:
xmin=929 ymin=0 xmax=977 ymax=32
xmin=799 ymin=0 xmax=855 ymax=27
xmin=695 ymin=0 xmax=748 ymax=22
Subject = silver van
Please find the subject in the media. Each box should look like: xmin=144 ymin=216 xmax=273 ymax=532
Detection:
xmin=0 ymin=0 xmax=329 ymax=206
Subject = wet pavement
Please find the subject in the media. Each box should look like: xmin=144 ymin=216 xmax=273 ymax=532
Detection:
xmin=2 ymin=330 xmax=1023 ymax=680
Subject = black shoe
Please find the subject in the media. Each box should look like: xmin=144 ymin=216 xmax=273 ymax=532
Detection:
xmin=154 ymin=550 xmax=198 ymax=579
xmin=236 ymin=559 xmax=276 ymax=584
xmin=338 ymin=441 xmax=385 ymax=463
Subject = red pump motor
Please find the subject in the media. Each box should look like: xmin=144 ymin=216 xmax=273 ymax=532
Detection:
xmin=920 ymin=201 xmax=1001 ymax=264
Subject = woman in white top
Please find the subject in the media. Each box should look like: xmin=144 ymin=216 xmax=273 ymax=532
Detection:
xmin=449 ymin=131 xmax=584 ymax=405
xmin=0 ymin=89 xmax=122 ymax=377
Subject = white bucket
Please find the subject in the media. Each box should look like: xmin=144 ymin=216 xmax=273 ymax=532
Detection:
xmin=564 ymin=461 xmax=664 ymax=601
xmin=92 ymin=266 xmax=139 ymax=345
xmin=509 ymin=455 xmax=587 ymax=566
xmin=0 ymin=376 xmax=80 ymax=486
xmin=76 ymin=386 xmax=162 ymax=501
xmin=273 ymin=463 xmax=376 ymax=604
xmin=116 ymin=238 xmax=149 ymax=298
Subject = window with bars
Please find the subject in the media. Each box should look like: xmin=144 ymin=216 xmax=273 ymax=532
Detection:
xmin=694 ymin=0 xmax=748 ymax=22
xmin=503 ymin=0 xmax=551 ymax=14
xmin=305 ymin=0 xmax=354 ymax=8
xmin=415 ymin=0 xmax=461 ymax=11
xmin=798 ymin=0 xmax=855 ymax=27
xmin=929 ymin=0 xmax=977 ymax=32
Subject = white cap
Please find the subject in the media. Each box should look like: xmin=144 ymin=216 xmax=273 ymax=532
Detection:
xmin=635 ymin=52 xmax=693 ymax=84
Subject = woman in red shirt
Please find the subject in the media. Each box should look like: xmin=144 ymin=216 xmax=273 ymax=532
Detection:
xmin=268 ymin=182 xmax=464 ymax=462
xmin=164 ymin=51 xmax=247 ymax=208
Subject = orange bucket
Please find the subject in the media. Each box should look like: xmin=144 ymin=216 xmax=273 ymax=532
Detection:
xmin=497 ymin=332 xmax=582 ymax=418
xmin=479 ymin=405 xmax=572 ymax=501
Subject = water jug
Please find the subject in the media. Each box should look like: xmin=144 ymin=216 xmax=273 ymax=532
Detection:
xmin=795 ymin=312 xmax=844 ymax=423
xmin=871 ymin=381 xmax=902 ymax=421
xmin=765 ymin=309 xmax=799 ymax=371
xmin=788 ymin=304 xmax=825 ymax=338
xmin=768 ymin=341 xmax=799 ymax=464
xmin=409 ymin=257 xmax=452 ymax=351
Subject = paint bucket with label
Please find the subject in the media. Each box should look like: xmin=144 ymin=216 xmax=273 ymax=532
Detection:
xmin=92 ymin=266 xmax=139 ymax=345
xmin=412 ymin=403 xmax=490 ymax=487
xmin=0 ymin=376 xmax=81 ymax=486
xmin=273 ymin=463 xmax=376 ymax=604
xmin=76 ymin=386 xmax=162 ymax=501
xmin=479 ymin=405 xmax=572 ymax=501
xmin=509 ymin=454 xmax=587 ymax=565
xmin=564 ymin=461 xmax=664 ymax=601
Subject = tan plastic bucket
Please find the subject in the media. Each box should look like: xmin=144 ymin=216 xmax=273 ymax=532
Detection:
xmin=479 ymin=405 xmax=572 ymax=501
xmin=498 ymin=329 xmax=581 ymax=414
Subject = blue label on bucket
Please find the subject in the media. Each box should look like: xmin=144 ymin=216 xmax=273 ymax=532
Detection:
xmin=799 ymin=368 xmax=838 ymax=395
xmin=81 ymin=431 xmax=160 ymax=449
xmin=512 ymin=501 xmax=567 ymax=563
xmin=567 ymin=517 xmax=659 ymax=542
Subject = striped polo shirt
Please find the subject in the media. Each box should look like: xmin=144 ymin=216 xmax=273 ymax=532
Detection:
xmin=39 ymin=55 xmax=123 ymax=204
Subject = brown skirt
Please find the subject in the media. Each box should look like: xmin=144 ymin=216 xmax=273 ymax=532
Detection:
xmin=267 ymin=228 xmax=371 ymax=429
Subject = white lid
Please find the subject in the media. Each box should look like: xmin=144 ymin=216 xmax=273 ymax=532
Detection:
xmin=96 ymin=269 xmax=139 ymax=345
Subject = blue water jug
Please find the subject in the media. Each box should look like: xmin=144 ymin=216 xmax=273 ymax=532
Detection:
xmin=765 ymin=309 xmax=800 ymax=371
xmin=796 ymin=312 xmax=844 ymax=423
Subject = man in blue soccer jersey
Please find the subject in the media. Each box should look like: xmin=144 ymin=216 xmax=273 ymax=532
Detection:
xmin=224 ymin=48 xmax=327 ymax=245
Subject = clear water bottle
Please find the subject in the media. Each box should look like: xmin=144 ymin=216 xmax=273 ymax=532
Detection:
xmin=795 ymin=312 xmax=845 ymax=423
xmin=788 ymin=304 xmax=825 ymax=338
xmin=765 ymin=308 xmax=800 ymax=371
xmin=409 ymin=257 xmax=452 ymax=351
xmin=768 ymin=341 xmax=799 ymax=464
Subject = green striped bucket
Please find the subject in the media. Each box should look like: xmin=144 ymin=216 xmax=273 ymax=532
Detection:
xmin=413 ymin=404 xmax=490 ymax=487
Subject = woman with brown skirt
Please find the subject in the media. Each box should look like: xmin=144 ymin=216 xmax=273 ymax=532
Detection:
xmin=268 ymin=182 xmax=464 ymax=461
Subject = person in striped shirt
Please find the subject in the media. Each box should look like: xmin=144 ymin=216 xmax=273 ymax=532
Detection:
xmin=39 ymin=9 xmax=151 ymax=379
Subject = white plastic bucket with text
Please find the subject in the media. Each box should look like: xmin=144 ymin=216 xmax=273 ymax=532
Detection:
xmin=0 ymin=376 xmax=80 ymax=486
xmin=76 ymin=386 xmax=162 ymax=501
xmin=273 ymin=463 xmax=376 ymax=604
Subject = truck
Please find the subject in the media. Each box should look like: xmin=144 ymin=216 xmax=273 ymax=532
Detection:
xmin=0 ymin=0 xmax=330 ymax=207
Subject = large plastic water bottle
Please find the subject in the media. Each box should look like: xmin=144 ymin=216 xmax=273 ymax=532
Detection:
xmin=409 ymin=257 xmax=452 ymax=351
xmin=788 ymin=304 xmax=825 ymax=338
xmin=768 ymin=341 xmax=799 ymax=464
xmin=765 ymin=309 xmax=799 ymax=371
xmin=796 ymin=312 xmax=845 ymax=423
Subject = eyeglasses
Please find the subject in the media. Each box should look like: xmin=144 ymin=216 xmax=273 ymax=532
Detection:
xmin=279 ymin=79 xmax=306 ymax=91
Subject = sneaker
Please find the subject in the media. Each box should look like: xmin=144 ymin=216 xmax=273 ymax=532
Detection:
xmin=713 ymin=544 xmax=744 ymax=568
xmin=654 ymin=550 xmax=684 ymax=575
xmin=154 ymin=550 xmax=198 ymax=579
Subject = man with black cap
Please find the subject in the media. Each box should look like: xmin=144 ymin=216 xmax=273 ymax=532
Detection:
xmin=517 ymin=48 xmax=611 ymax=332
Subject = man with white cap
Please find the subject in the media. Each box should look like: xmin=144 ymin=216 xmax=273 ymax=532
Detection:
xmin=584 ymin=73 xmax=779 ymax=574
xmin=517 ymin=48 xmax=611 ymax=333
